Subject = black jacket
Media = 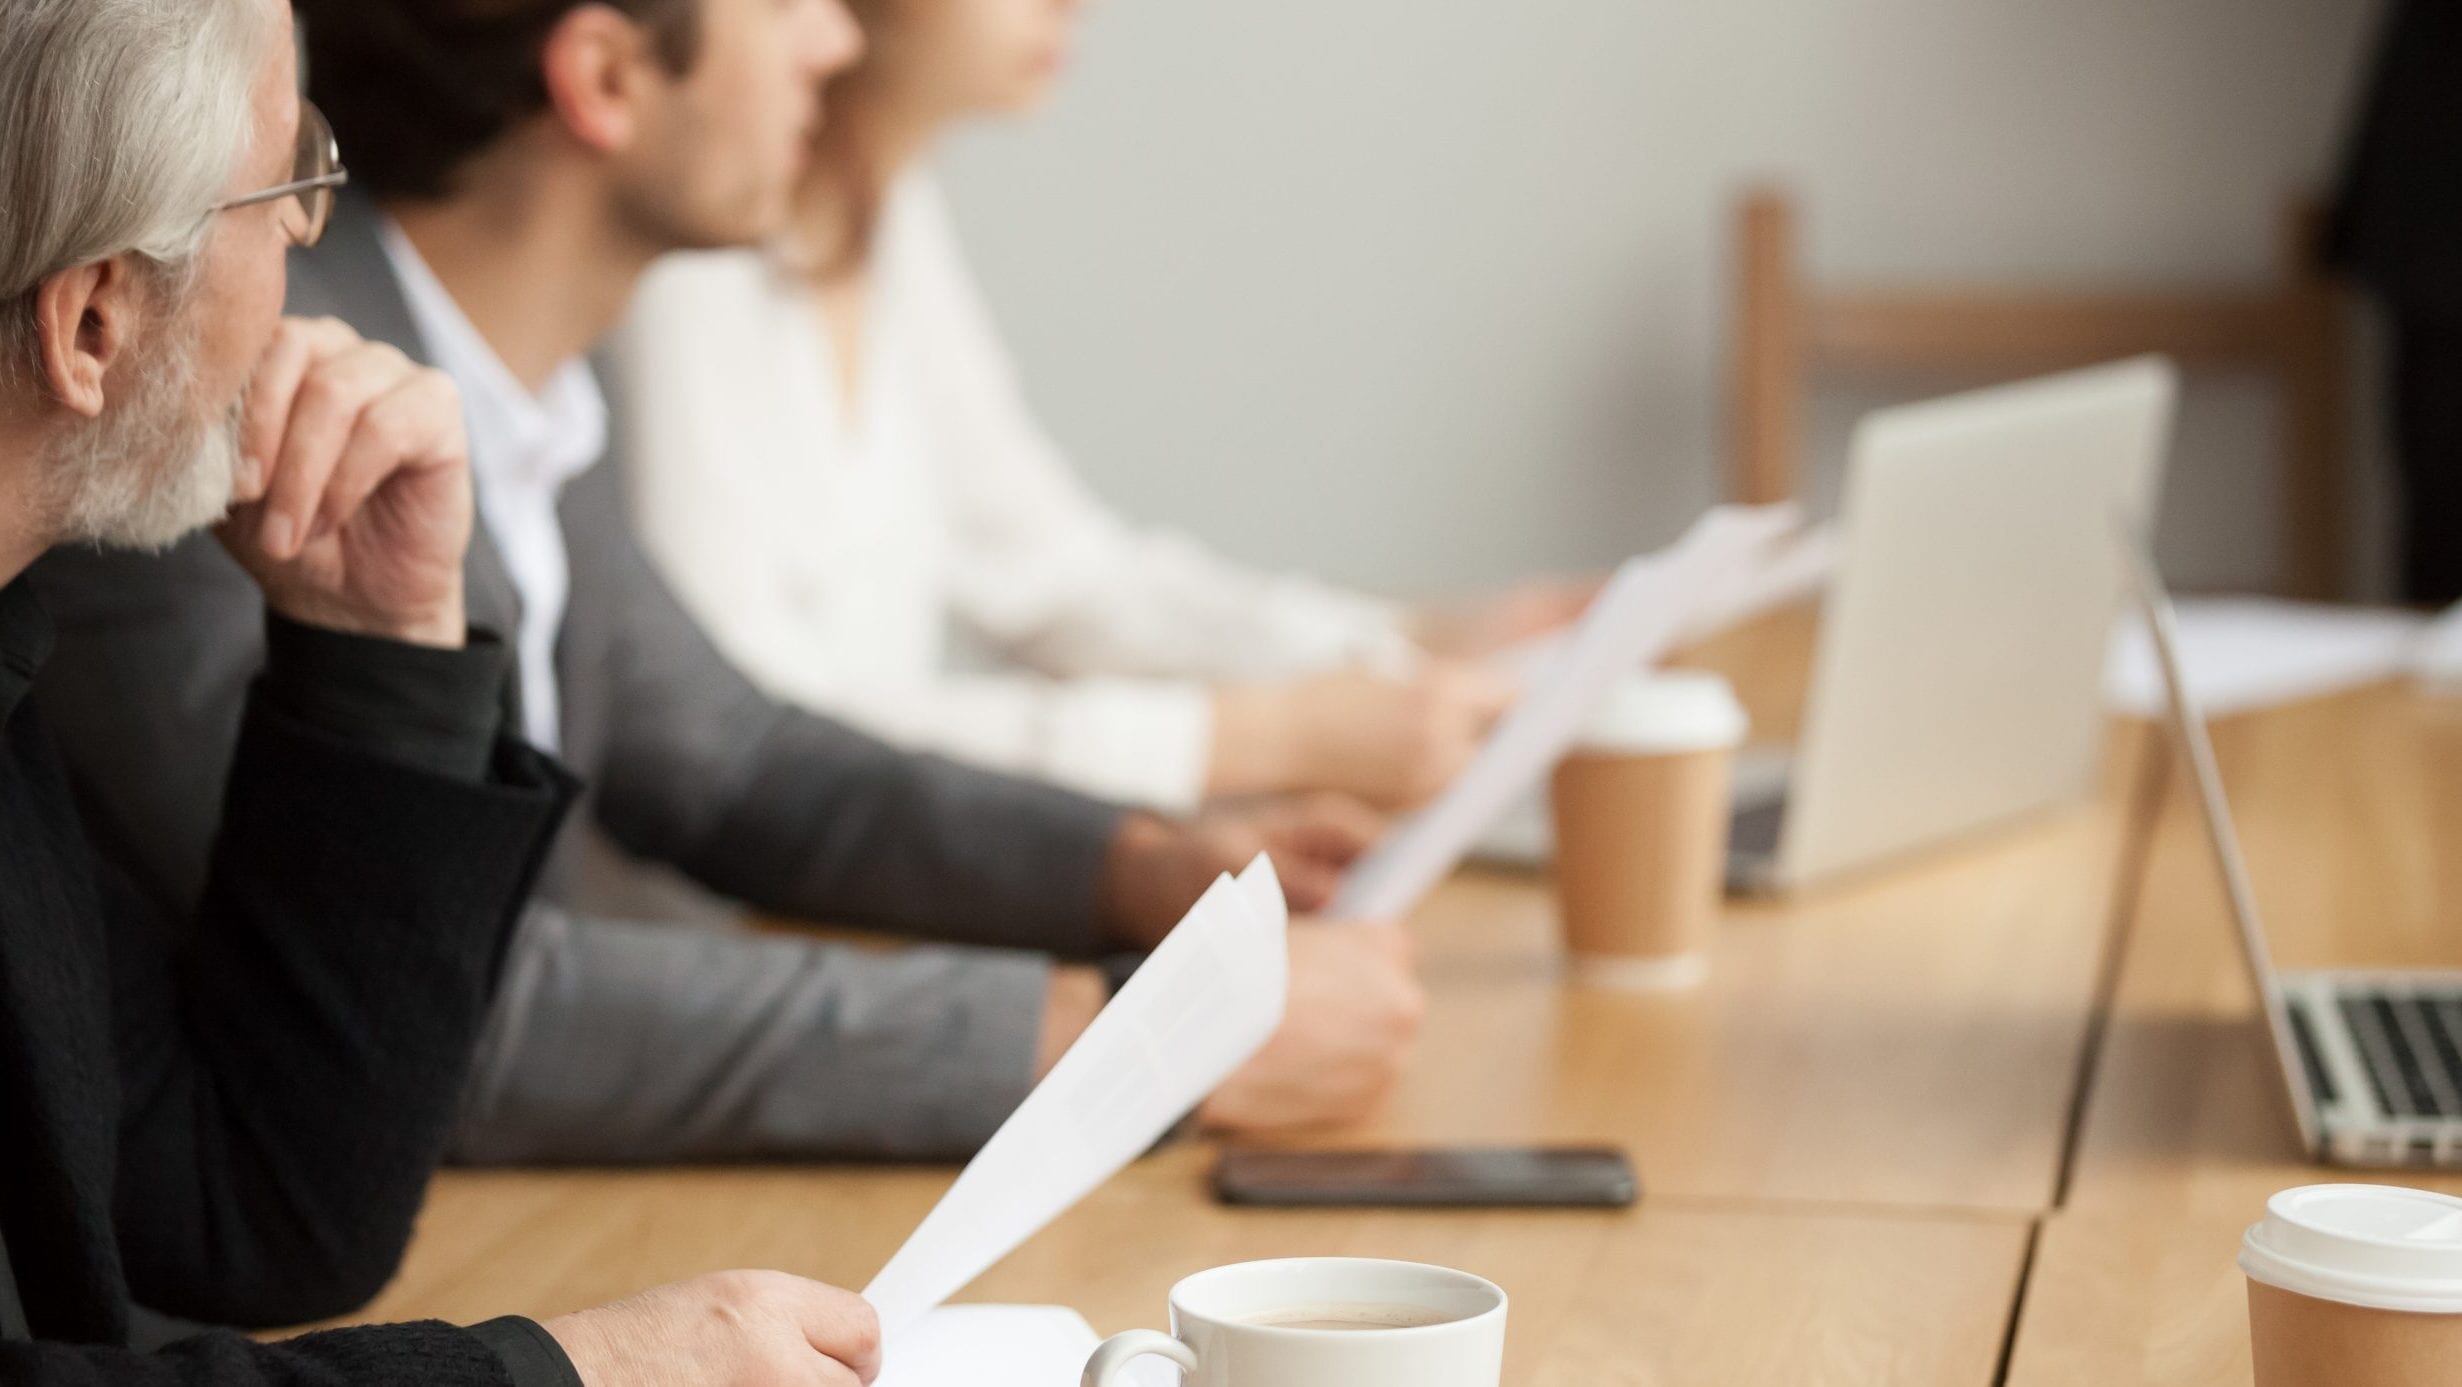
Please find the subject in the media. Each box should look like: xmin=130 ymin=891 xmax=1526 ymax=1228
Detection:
xmin=2329 ymin=0 xmax=2462 ymax=313
xmin=0 ymin=574 xmax=579 ymax=1385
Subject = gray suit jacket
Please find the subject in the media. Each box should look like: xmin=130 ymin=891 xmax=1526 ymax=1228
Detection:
xmin=29 ymin=192 xmax=1128 ymax=1162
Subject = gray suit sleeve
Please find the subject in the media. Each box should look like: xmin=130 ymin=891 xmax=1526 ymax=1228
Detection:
xmin=563 ymin=466 xmax=1128 ymax=958
xmin=28 ymin=535 xmax=1061 ymax=1166
xmin=448 ymin=905 xmax=1050 ymax=1163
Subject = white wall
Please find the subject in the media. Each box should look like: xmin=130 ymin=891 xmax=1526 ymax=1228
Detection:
xmin=937 ymin=0 xmax=2389 ymax=600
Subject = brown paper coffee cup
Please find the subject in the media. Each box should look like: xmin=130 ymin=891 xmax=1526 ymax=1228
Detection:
xmin=1548 ymin=673 xmax=1745 ymax=991
xmin=2247 ymin=1280 xmax=2462 ymax=1387
xmin=2241 ymin=1185 xmax=2462 ymax=1387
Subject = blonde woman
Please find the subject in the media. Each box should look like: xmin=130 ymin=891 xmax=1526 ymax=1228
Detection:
xmin=612 ymin=0 xmax=1591 ymax=814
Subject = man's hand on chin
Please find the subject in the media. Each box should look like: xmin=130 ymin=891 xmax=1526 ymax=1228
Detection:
xmin=219 ymin=316 xmax=474 ymax=648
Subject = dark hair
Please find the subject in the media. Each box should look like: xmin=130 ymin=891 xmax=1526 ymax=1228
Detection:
xmin=296 ymin=0 xmax=703 ymax=201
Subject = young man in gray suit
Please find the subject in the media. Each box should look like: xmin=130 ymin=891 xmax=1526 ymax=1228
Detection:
xmin=31 ymin=0 xmax=1424 ymax=1174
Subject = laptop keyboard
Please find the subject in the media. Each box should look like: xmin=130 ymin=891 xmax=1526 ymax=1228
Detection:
xmin=1729 ymin=798 xmax=1787 ymax=857
xmin=2286 ymin=1000 xmax=2339 ymax=1108
xmin=2335 ymin=990 xmax=2462 ymax=1121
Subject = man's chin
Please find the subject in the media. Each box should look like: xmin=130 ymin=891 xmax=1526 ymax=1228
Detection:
xmin=64 ymin=426 xmax=243 ymax=555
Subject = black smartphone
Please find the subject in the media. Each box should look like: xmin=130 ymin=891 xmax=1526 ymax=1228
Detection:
xmin=1211 ymin=1146 xmax=1638 ymax=1210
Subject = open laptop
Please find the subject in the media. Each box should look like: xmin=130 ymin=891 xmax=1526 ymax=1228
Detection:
xmin=1729 ymin=357 xmax=2176 ymax=893
xmin=2128 ymin=538 xmax=2462 ymax=1169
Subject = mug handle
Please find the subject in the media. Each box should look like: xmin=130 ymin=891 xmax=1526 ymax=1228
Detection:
xmin=1083 ymin=1329 xmax=1199 ymax=1385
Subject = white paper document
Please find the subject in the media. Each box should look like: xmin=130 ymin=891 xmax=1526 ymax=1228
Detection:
xmin=2420 ymin=603 xmax=2462 ymax=693
xmin=1484 ymin=516 xmax=1835 ymax=690
xmin=864 ymin=857 xmax=1290 ymax=1342
xmin=2104 ymin=597 xmax=2431 ymax=718
xmin=1669 ymin=517 xmax=1838 ymax=649
xmin=873 ymin=1305 xmax=1173 ymax=1387
xmin=1333 ymin=505 xmax=1804 ymax=921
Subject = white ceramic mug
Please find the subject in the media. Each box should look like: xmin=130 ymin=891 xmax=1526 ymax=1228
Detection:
xmin=1081 ymin=1258 xmax=1507 ymax=1387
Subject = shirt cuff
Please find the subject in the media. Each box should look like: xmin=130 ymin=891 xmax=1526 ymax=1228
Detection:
xmin=467 ymin=1316 xmax=584 ymax=1387
xmin=258 ymin=614 xmax=513 ymax=781
xmin=1036 ymin=678 xmax=1216 ymax=813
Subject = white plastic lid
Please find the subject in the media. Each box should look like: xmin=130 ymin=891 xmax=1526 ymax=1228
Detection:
xmin=1572 ymin=672 xmax=1749 ymax=756
xmin=2240 ymin=1184 xmax=2462 ymax=1314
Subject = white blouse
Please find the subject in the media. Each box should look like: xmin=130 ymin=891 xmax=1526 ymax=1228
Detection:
xmin=609 ymin=174 xmax=1411 ymax=811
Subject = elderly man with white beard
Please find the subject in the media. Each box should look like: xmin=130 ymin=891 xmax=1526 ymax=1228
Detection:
xmin=0 ymin=0 xmax=886 ymax=1384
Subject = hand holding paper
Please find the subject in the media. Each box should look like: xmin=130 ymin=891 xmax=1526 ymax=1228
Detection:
xmin=1333 ymin=505 xmax=1806 ymax=922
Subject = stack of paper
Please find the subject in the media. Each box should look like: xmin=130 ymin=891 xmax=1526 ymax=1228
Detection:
xmin=2104 ymin=598 xmax=2431 ymax=718
xmin=1337 ymin=505 xmax=1807 ymax=918
xmin=2420 ymin=602 xmax=2462 ymax=694
xmin=863 ymin=857 xmax=1289 ymax=1360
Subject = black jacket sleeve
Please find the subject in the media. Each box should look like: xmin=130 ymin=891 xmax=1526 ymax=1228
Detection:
xmin=101 ymin=621 xmax=577 ymax=1328
xmin=0 ymin=1318 xmax=576 ymax=1387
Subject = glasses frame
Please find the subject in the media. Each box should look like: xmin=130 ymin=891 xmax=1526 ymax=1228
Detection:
xmin=210 ymin=100 xmax=349 ymax=248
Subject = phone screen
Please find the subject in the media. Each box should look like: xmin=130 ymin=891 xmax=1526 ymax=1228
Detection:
xmin=1212 ymin=1147 xmax=1638 ymax=1209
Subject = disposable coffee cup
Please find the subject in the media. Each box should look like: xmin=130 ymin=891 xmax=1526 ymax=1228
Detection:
xmin=1548 ymin=671 xmax=1747 ymax=991
xmin=2240 ymin=1183 xmax=2462 ymax=1387
xmin=1083 ymin=1258 xmax=1507 ymax=1387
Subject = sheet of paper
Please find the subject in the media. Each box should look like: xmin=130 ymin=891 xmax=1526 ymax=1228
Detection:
xmin=1670 ymin=517 xmax=1838 ymax=649
xmin=1334 ymin=505 xmax=1802 ymax=921
xmin=2104 ymin=597 xmax=2429 ymax=718
xmin=864 ymin=856 xmax=1289 ymax=1341
xmin=873 ymin=1305 xmax=1174 ymax=1387
xmin=2419 ymin=602 xmax=2462 ymax=694
xmin=1485 ymin=514 xmax=1827 ymax=688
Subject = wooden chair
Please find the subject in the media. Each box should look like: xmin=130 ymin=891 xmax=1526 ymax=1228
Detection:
xmin=1728 ymin=187 xmax=2354 ymax=598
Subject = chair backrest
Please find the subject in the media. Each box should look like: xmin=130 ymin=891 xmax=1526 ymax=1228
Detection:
xmin=1726 ymin=188 xmax=2353 ymax=599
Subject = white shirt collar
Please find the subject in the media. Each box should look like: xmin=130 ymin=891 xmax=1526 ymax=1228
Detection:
xmin=375 ymin=218 xmax=607 ymax=493
xmin=376 ymin=217 xmax=603 ymax=750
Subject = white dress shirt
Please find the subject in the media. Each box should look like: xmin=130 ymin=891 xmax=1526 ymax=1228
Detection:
xmin=381 ymin=219 xmax=606 ymax=751
xmin=610 ymin=173 xmax=1410 ymax=811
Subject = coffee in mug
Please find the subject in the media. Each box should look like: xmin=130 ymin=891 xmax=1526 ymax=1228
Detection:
xmin=1083 ymin=1258 xmax=1506 ymax=1387
xmin=1241 ymin=1305 xmax=1459 ymax=1332
xmin=1549 ymin=671 xmax=1747 ymax=991
xmin=2240 ymin=1183 xmax=2462 ymax=1387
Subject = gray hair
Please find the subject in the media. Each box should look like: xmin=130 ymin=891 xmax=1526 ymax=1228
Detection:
xmin=0 ymin=0 xmax=272 ymax=384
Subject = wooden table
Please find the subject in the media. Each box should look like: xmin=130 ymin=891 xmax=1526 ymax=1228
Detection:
xmin=322 ymin=607 xmax=2171 ymax=1382
xmin=1357 ymin=598 xmax=2139 ymax=1216
xmin=350 ymin=1150 xmax=2034 ymax=1387
xmin=2004 ymin=684 xmax=2462 ymax=1386
xmin=1335 ymin=777 xmax=2138 ymax=1213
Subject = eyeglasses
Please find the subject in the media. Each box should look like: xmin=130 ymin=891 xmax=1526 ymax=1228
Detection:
xmin=210 ymin=101 xmax=349 ymax=248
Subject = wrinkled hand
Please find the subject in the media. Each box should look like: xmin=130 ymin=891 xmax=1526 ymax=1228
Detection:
xmin=218 ymin=316 xmax=471 ymax=648
xmin=1199 ymin=917 xmax=1425 ymax=1132
xmin=1412 ymin=577 xmax=1603 ymax=661
xmin=1098 ymin=796 xmax=1386 ymax=948
xmin=543 ymin=1271 xmax=882 ymax=1387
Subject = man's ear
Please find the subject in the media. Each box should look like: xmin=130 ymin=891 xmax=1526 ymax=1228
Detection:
xmin=32 ymin=256 xmax=145 ymax=419
xmin=540 ymin=4 xmax=663 ymax=156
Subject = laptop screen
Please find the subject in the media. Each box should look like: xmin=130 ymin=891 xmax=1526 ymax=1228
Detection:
xmin=2120 ymin=533 xmax=2321 ymax=1155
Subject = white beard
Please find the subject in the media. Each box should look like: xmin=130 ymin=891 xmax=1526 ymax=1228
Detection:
xmin=48 ymin=321 xmax=243 ymax=553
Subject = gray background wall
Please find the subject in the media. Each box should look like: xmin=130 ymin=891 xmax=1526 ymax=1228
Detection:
xmin=937 ymin=0 xmax=2391 ymax=600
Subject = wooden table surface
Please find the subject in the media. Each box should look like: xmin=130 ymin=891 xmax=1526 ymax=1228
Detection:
xmin=1330 ymin=765 xmax=2140 ymax=1213
xmin=347 ymin=1149 xmax=2033 ymax=1387
xmin=2003 ymin=683 xmax=2462 ymax=1386
xmin=326 ymin=615 xmax=2462 ymax=1385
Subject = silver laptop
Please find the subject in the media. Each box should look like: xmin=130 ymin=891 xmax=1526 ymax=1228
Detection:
xmin=1729 ymin=357 xmax=2176 ymax=893
xmin=2128 ymin=539 xmax=2462 ymax=1169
